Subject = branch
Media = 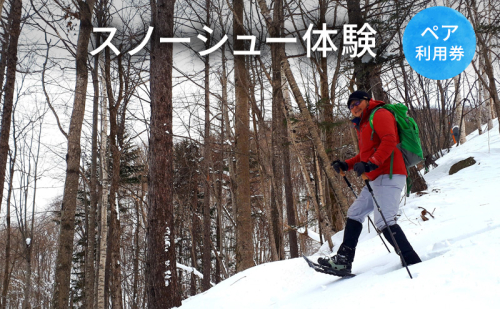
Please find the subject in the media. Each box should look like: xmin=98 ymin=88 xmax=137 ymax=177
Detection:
xmin=42 ymin=34 xmax=68 ymax=139
xmin=176 ymin=262 xmax=215 ymax=286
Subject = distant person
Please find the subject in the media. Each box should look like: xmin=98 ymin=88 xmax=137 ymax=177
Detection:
xmin=452 ymin=125 xmax=460 ymax=144
xmin=318 ymin=90 xmax=421 ymax=275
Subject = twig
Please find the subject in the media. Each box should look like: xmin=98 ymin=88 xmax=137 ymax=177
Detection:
xmin=418 ymin=206 xmax=435 ymax=219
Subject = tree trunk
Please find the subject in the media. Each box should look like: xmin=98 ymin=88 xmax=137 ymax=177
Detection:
xmin=283 ymin=128 xmax=298 ymax=257
xmin=97 ymin=70 xmax=109 ymax=309
xmin=0 ymin=0 xmax=6 ymax=23
xmin=319 ymin=2 xmax=344 ymax=233
xmin=476 ymin=71 xmax=483 ymax=135
xmin=0 ymin=2 xmax=20 ymax=305
xmin=190 ymin=181 xmax=199 ymax=296
xmin=220 ymin=44 xmax=237 ymax=275
xmin=280 ymin=53 xmax=349 ymax=246
xmin=251 ymin=108 xmax=278 ymax=262
xmin=437 ymin=80 xmax=449 ymax=149
xmin=481 ymin=53 xmax=494 ymax=130
xmin=131 ymin=197 xmax=140 ymax=309
xmin=23 ymin=117 xmax=42 ymax=309
xmin=85 ymin=32 xmax=100 ymax=309
xmin=281 ymin=73 xmax=298 ymax=257
xmin=347 ymin=0 xmax=371 ymax=91
xmin=453 ymin=75 xmax=467 ymax=144
xmin=369 ymin=65 xmax=389 ymax=103
xmin=468 ymin=5 xmax=500 ymax=134
xmin=0 ymin=0 xmax=22 ymax=216
xmin=234 ymin=0 xmax=254 ymax=272
xmin=22 ymin=246 xmax=33 ymax=309
xmin=270 ymin=0 xmax=285 ymax=260
xmin=270 ymin=112 xmax=285 ymax=260
xmin=216 ymin=44 xmax=228 ymax=283
xmin=409 ymin=166 xmax=427 ymax=193
xmin=202 ymin=0 xmax=212 ymax=291
xmin=147 ymin=0 xmax=182 ymax=307
xmin=105 ymin=48 xmax=124 ymax=309
xmin=1 ymin=153 xmax=15 ymax=309
xmin=281 ymin=73 xmax=334 ymax=250
xmin=52 ymin=1 xmax=96 ymax=308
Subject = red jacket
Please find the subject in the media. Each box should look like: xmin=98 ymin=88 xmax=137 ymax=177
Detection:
xmin=345 ymin=99 xmax=407 ymax=181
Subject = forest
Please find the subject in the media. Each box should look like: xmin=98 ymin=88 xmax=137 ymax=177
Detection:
xmin=0 ymin=0 xmax=499 ymax=308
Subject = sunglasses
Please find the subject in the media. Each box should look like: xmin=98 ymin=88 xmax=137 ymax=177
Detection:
xmin=349 ymin=100 xmax=363 ymax=110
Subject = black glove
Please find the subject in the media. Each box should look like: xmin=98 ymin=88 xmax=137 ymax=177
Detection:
xmin=353 ymin=161 xmax=378 ymax=177
xmin=331 ymin=160 xmax=348 ymax=174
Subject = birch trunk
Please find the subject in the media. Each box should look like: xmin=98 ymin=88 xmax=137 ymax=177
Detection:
xmin=97 ymin=71 xmax=109 ymax=309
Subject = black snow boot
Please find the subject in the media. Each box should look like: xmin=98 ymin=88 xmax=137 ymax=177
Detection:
xmin=318 ymin=244 xmax=355 ymax=275
xmin=341 ymin=218 xmax=363 ymax=249
xmin=382 ymin=224 xmax=422 ymax=266
xmin=318 ymin=219 xmax=362 ymax=274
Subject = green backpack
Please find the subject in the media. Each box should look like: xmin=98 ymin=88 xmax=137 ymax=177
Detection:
xmin=369 ymin=103 xmax=424 ymax=195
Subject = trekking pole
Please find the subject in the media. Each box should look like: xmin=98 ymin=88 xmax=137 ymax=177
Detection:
xmin=361 ymin=173 xmax=413 ymax=279
xmin=340 ymin=170 xmax=391 ymax=253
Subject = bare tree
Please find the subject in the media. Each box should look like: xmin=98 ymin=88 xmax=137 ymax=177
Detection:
xmin=51 ymin=1 xmax=97 ymax=308
xmin=0 ymin=0 xmax=23 ymax=216
xmin=104 ymin=46 xmax=124 ymax=309
xmin=96 ymin=69 xmax=109 ymax=309
xmin=467 ymin=0 xmax=500 ymax=134
xmin=1 ymin=132 xmax=17 ymax=309
xmin=84 ymin=27 xmax=101 ymax=309
xmin=146 ymin=0 xmax=182 ymax=307
xmin=234 ymin=0 xmax=254 ymax=272
xmin=201 ymin=0 xmax=212 ymax=291
xmin=268 ymin=0 xmax=285 ymax=260
xmin=453 ymin=75 xmax=467 ymax=144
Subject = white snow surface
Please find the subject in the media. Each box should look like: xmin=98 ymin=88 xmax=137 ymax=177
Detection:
xmin=179 ymin=120 xmax=500 ymax=309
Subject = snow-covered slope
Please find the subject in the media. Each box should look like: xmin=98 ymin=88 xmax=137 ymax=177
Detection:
xmin=179 ymin=120 xmax=500 ymax=309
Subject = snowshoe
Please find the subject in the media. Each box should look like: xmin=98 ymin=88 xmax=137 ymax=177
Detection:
xmin=303 ymin=255 xmax=356 ymax=278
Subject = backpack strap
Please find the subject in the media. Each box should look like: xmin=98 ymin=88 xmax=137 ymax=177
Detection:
xmin=369 ymin=106 xmax=395 ymax=179
xmin=368 ymin=106 xmax=384 ymax=140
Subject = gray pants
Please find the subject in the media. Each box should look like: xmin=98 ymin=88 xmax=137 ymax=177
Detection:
xmin=347 ymin=174 xmax=406 ymax=230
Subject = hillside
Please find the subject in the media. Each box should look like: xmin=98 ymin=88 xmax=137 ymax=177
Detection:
xmin=179 ymin=120 xmax=500 ymax=309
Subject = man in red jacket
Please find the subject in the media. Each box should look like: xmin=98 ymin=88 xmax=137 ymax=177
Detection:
xmin=318 ymin=90 xmax=421 ymax=275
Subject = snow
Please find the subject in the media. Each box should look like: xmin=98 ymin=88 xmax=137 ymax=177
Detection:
xmin=296 ymin=228 xmax=322 ymax=243
xmin=177 ymin=263 xmax=204 ymax=279
xmin=178 ymin=119 xmax=500 ymax=309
